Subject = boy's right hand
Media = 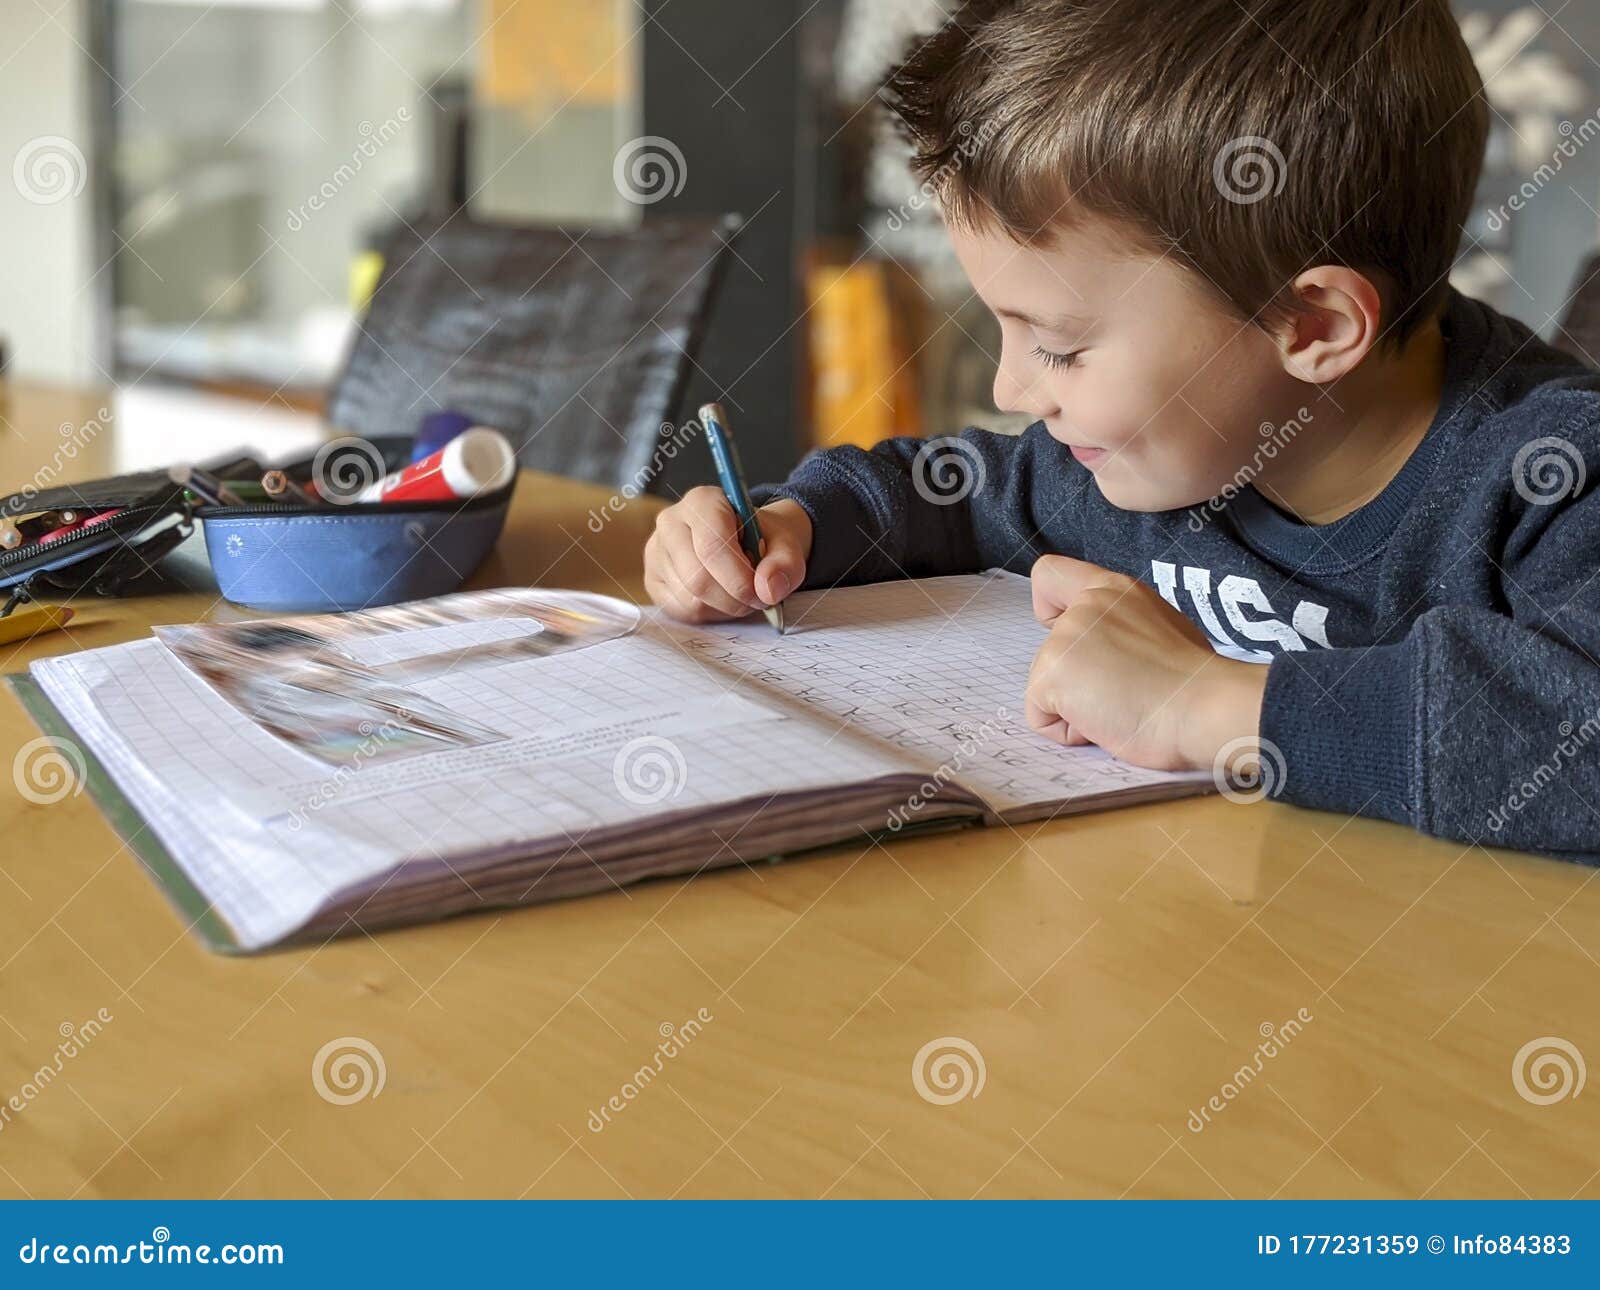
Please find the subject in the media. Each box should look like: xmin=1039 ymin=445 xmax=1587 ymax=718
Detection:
xmin=644 ymin=487 xmax=813 ymax=623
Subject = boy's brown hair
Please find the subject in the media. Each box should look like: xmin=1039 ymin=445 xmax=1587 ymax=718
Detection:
xmin=886 ymin=0 xmax=1488 ymax=346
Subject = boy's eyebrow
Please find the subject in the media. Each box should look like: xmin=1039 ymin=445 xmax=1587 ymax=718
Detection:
xmin=995 ymin=306 xmax=1093 ymax=331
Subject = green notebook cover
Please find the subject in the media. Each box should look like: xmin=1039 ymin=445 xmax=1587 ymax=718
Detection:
xmin=7 ymin=671 xmax=243 ymax=954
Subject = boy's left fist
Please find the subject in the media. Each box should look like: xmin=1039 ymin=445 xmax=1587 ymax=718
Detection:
xmin=1024 ymin=555 xmax=1269 ymax=772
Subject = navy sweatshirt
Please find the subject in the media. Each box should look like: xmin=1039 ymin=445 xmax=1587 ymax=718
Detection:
xmin=755 ymin=291 xmax=1600 ymax=862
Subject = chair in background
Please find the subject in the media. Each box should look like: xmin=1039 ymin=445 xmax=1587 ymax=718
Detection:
xmin=325 ymin=215 xmax=739 ymax=492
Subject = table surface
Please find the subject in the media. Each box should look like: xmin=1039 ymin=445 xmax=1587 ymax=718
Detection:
xmin=0 ymin=381 xmax=1597 ymax=1200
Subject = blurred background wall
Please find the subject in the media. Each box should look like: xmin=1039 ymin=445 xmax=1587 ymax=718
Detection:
xmin=2 ymin=0 xmax=1598 ymax=486
xmin=0 ymin=0 xmax=97 ymax=387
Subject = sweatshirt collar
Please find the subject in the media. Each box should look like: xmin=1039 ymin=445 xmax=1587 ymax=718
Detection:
xmin=1222 ymin=290 xmax=1489 ymax=574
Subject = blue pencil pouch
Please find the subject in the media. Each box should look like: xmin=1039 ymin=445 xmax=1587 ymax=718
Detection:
xmin=197 ymin=436 xmax=516 ymax=613
xmin=0 ymin=437 xmax=515 ymax=615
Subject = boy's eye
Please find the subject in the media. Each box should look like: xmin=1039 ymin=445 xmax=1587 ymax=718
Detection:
xmin=1030 ymin=345 xmax=1082 ymax=371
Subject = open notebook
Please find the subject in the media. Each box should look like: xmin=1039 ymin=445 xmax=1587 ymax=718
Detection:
xmin=11 ymin=572 xmax=1212 ymax=952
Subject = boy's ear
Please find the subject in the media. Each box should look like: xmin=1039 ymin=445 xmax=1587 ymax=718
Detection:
xmin=1275 ymin=267 xmax=1384 ymax=383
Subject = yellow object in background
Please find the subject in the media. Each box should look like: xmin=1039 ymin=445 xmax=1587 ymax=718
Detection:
xmin=482 ymin=0 xmax=634 ymax=115
xmin=805 ymin=260 xmax=923 ymax=449
xmin=349 ymin=252 xmax=385 ymax=317
xmin=0 ymin=604 xmax=74 ymax=645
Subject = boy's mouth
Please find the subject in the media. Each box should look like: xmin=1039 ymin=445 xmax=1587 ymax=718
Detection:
xmin=1068 ymin=444 xmax=1107 ymax=466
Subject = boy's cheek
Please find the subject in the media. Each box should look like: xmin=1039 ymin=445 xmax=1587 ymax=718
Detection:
xmin=1085 ymin=438 xmax=1242 ymax=513
xmin=1039 ymin=372 xmax=1270 ymax=510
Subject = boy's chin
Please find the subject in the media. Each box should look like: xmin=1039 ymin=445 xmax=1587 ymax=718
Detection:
xmin=1090 ymin=470 xmax=1203 ymax=515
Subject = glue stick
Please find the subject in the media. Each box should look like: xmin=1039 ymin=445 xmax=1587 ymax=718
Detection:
xmin=352 ymin=428 xmax=516 ymax=504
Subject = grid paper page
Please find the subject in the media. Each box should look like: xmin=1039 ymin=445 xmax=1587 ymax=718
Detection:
xmin=660 ymin=571 xmax=1211 ymax=816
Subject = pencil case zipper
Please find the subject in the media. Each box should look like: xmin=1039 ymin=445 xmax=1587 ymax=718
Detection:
xmin=0 ymin=502 xmax=174 ymax=571
xmin=195 ymin=481 xmax=514 ymax=521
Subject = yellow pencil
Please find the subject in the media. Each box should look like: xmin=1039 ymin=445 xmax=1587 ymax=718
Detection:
xmin=0 ymin=604 xmax=74 ymax=645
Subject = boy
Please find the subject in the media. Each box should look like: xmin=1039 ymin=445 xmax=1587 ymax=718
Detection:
xmin=644 ymin=0 xmax=1600 ymax=861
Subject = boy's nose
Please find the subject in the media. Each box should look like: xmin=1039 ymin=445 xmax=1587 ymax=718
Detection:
xmin=993 ymin=364 xmax=1058 ymax=421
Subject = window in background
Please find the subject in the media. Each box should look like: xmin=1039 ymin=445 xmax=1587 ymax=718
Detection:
xmin=1457 ymin=4 xmax=1600 ymax=341
xmin=108 ymin=0 xmax=639 ymax=397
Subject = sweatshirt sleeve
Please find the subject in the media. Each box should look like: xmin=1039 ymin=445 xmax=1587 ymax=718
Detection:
xmin=749 ymin=423 xmax=1085 ymax=588
xmin=1261 ymin=479 xmax=1600 ymax=863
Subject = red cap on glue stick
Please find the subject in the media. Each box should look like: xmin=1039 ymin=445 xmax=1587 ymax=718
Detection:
xmin=352 ymin=428 xmax=516 ymax=505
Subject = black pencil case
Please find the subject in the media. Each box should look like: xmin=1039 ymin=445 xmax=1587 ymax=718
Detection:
xmin=0 ymin=458 xmax=233 ymax=610
xmin=0 ymin=438 xmax=516 ymax=614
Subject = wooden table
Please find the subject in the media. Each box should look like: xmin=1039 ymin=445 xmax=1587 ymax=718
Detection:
xmin=1 ymin=383 xmax=1597 ymax=1199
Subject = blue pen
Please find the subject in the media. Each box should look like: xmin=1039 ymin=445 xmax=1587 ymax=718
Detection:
xmin=699 ymin=401 xmax=785 ymax=634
